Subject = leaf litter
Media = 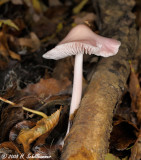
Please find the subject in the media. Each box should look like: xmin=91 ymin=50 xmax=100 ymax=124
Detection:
xmin=0 ymin=0 xmax=141 ymax=159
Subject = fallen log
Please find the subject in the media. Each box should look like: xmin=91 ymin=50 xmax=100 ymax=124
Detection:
xmin=61 ymin=0 xmax=138 ymax=159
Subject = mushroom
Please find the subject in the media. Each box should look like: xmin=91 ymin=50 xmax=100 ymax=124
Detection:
xmin=43 ymin=24 xmax=121 ymax=140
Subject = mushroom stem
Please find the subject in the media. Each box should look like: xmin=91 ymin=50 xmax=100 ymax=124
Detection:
xmin=66 ymin=53 xmax=83 ymax=135
xmin=70 ymin=53 xmax=83 ymax=116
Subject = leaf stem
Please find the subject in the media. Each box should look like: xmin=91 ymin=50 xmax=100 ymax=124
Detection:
xmin=0 ymin=97 xmax=48 ymax=118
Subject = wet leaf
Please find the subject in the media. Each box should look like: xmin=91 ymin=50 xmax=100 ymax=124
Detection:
xmin=16 ymin=108 xmax=61 ymax=152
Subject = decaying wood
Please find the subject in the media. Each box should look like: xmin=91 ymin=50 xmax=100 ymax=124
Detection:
xmin=61 ymin=0 xmax=138 ymax=159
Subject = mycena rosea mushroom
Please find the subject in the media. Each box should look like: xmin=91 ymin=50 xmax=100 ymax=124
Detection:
xmin=43 ymin=24 xmax=121 ymax=137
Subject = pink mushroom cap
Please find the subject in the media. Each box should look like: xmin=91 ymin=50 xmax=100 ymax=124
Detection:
xmin=43 ymin=24 xmax=121 ymax=60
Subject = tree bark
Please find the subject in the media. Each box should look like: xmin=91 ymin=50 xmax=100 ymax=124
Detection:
xmin=61 ymin=0 xmax=138 ymax=159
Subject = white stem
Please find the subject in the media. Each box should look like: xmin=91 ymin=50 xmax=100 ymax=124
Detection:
xmin=70 ymin=53 xmax=83 ymax=115
xmin=65 ymin=54 xmax=83 ymax=137
xmin=59 ymin=54 xmax=83 ymax=146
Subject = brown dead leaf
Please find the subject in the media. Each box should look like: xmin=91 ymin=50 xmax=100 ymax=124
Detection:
xmin=4 ymin=18 xmax=26 ymax=36
xmin=110 ymin=116 xmax=138 ymax=152
xmin=2 ymin=82 xmax=17 ymax=100
xmin=73 ymin=12 xmax=96 ymax=25
xmin=136 ymin=90 xmax=141 ymax=124
xmin=23 ymin=78 xmax=71 ymax=98
xmin=0 ymin=31 xmax=21 ymax=60
xmin=9 ymin=120 xmax=36 ymax=141
xmin=135 ymin=0 xmax=141 ymax=27
xmin=48 ymin=0 xmax=62 ymax=6
xmin=30 ymin=16 xmax=57 ymax=39
xmin=0 ymin=58 xmax=8 ymax=70
xmin=0 ymin=141 xmax=25 ymax=160
xmin=15 ymin=95 xmax=43 ymax=109
xmin=130 ymin=129 xmax=141 ymax=160
xmin=129 ymin=61 xmax=140 ymax=112
xmin=11 ymin=0 xmax=23 ymax=5
xmin=34 ymin=145 xmax=62 ymax=160
xmin=34 ymin=105 xmax=69 ymax=147
xmin=52 ymin=57 xmax=74 ymax=81
xmin=38 ymin=95 xmax=70 ymax=111
xmin=23 ymin=0 xmax=47 ymax=22
xmin=0 ymin=107 xmax=24 ymax=142
xmin=16 ymin=108 xmax=61 ymax=153
xmin=0 ymin=0 xmax=10 ymax=6
xmin=16 ymin=32 xmax=41 ymax=52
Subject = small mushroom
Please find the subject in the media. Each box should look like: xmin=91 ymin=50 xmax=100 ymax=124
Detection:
xmin=43 ymin=24 xmax=121 ymax=141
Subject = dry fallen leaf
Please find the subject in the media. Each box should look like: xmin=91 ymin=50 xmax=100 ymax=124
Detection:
xmin=136 ymin=90 xmax=141 ymax=123
xmin=110 ymin=117 xmax=138 ymax=151
xmin=11 ymin=0 xmax=23 ymax=5
xmin=0 ymin=0 xmax=10 ymax=6
xmin=16 ymin=108 xmax=61 ymax=153
xmin=130 ymin=130 xmax=141 ymax=160
xmin=0 ymin=59 xmax=8 ymax=70
xmin=0 ymin=107 xmax=24 ymax=142
xmin=23 ymin=78 xmax=71 ymax=98
xmin=73 ymin=12 xmax=96 ymax=25
xmin=0 ymin=31 xmax=21 ymax=60
xmin=48 ymin=0 xmax=62 ymax=6
xmin=17 ymin=32 xmax=41 ymax=52
xmin=0 ymin=141 xmax=26 ymax=160
xmin=52 ymin=57 xmax=74 ymax=81
xmin=129 ymin=61 xmax=140 ymax=112
xmin=5 ymin=18 xmax=26 ymax=36
xmin=34 ymin=144 xmax=62 ymax=160
xmin=9 ymin=120 xmax=36 ymax=141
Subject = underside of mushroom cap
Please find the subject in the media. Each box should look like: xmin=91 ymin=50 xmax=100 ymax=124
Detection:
xmin=43 ymin=24 xmax=121 ymax=60
xmin=43 ymin=42 xmax=102 ymax=60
